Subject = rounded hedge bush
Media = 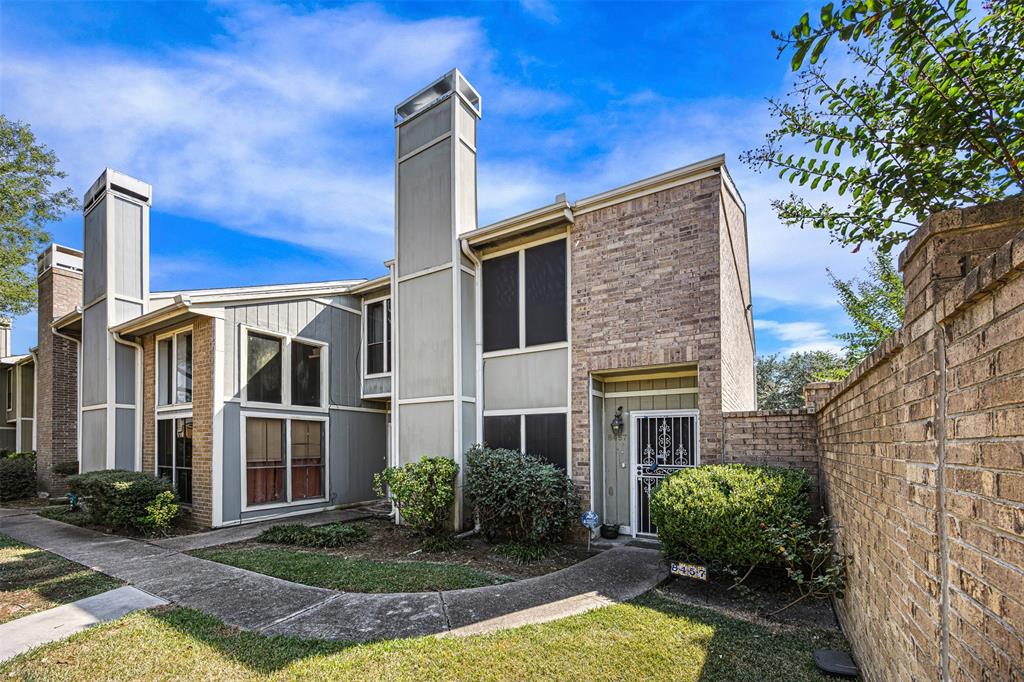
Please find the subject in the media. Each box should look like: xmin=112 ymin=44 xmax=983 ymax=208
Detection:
xmin=0 ymin=451 xmax=36 ymax=501
xmin=373 ymin=456 xmax=458 ymax=541
xmin=67 ymin=469 xmax=177 ymax=532
xmin=464 ymin=445 xmax=580 ymax=548
xmin=650 ymin=464 xmax=810 ymax=567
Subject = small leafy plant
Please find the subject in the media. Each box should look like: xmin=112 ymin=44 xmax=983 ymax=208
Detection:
xmin=139 ymin=490 xmax=179 ymax=535
xmin=374 ymin=456 xmax=459 ymax=545
xmin=494 ymin=541 xmax=554 ymax=565
xmin=258 ymin=522 xmax=369 ymax=548
xmin=763 ymin=515 xmax=848 ymax=614
xmin=0 ymin=451 xmax=36 ymax=501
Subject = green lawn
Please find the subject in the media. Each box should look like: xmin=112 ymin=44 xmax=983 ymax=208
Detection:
xmin=193 ymin=546 xmax=510 ymax=592
xmin=0 ymin=533 xmax=122 ymax=624
xmin=0 ymin=594 xmax=849 ymax=681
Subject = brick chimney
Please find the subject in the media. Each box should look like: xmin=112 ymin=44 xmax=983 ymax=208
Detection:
xmin=35 ymin=244 xmax=84 ymax=493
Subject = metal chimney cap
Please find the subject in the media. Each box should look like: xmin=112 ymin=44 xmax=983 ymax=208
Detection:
xmin=395 ymin=69 xmax=481 ymax=123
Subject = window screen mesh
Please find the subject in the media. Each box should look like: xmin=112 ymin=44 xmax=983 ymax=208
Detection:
xmin=483 ymin=415 xmax=521 ymax=451
xmin=525 ymin=412 xmax=567 ymax=470
xmin=525 ymin=239 xmax=567 ymax=346
xmin=247 ymin=333 xmax=282 ymax=403
xmin=482 ymin=253 xmax=519 ymax=352
xmin=291 ymin=341 xmax=322 ymax=407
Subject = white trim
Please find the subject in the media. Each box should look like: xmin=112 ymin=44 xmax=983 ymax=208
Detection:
xmin=239 ymin=410 xmax=330 ymax=513
xmin=396 ymin=395 xmax=456 ymax=405
xmin=482 ymin=406 xmax=568 ymax=416
xmin=628 ymin=409 xmax=701 ymax=538
xmin=361 ymin=296 xmax=392 ymax=388
xmin=212 ymin=317 xmax=226 ymax=527
xmin=329 ymin=404 xmax=388 ymax=414
xmin=81 ymin=404 xmax=106 ymax=412
xmin=154 ymin=325 xmax=196 ymax=410
xmin=604 ymin=387 xmax=699 ymax=399
xmin=395 ymin=262 xmax=453 ymax=284
xmin=309 ymin=298 xmax=362 ymax=316
xmin=239 ymin=324 xmax=329 ymax=413
xmin=395 ymin=130 xmax=453 ymax=165
xmin=573 ymin=156 xmax=725 ymax=216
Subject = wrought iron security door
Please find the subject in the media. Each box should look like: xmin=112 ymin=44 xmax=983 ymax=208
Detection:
xmin=631 ymin=411 xmax=700 ymax=536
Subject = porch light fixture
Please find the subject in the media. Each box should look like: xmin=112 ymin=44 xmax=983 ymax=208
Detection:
xmin=610 ymin=406 xmax=624 ymax=438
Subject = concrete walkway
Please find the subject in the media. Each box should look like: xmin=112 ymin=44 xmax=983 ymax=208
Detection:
xmin=0 ymin=512 xmax=668 ymax=643
xmin=0 ymin=586 xmax=168 ymax=662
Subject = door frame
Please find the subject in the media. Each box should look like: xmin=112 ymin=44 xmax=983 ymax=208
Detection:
xmin=629 ymin=409 xmax=701 ymax=537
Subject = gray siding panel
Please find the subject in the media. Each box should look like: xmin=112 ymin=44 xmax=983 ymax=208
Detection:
xmin=398 ymin=401 xmax=453 ymax=463
xmin=81 ymin=305 xmax=107 ymax=406
xmin=591 ymin=393 xmax=604 ymax=518
xmin=0 ymin=428 xmax=15 ymax=451
xmin=115 ymin=300 xmax=144 ymax=324
xmin=19 ymin=365 xmax=34 ymax=417
xmin=115 ymin=408 xmax=135 ymax=469
xmin=482 ymin=348 xmax=568 ymax=411
xmin=81 ymin=409 xmax=106 ymax=472
xmin=330 ymin=410 xmax=387 ymax=504
xmin=113 ymin=198 xmax=144 ymax=299
xmin=397 ymin=270 xmax=453 ymax=400
xmin=83 ymin=199 xmax=107 ymax=305
xmin=461 ymin=400 xmax=476 ymax=454
xmin=398 ymin=98 xmax=451 ymax=157
xmin=396 ymin=142 xmax=454 ymax=276
xmin=115 ymin=342 xmax=136 ymax=404
xmin=460 ymin=270 xmax=475 ymax=397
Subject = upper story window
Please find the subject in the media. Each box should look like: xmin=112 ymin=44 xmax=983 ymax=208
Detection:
xmin=364 ymin=298 xmax=391 ymax=376
xmin=158 ymin=330 xmax=192 ymax=406
xmin=243 ymin=327 xmax=327 ymax=409
xmin=5 ymin=368 xmax=12 ymax=411
xmin=482 ymin=238 xmax=567 ymax=353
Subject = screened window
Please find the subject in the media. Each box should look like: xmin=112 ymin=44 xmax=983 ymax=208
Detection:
xmin=5 ymin=368 xmax=12 ymax=410
xmin=157 ymin=417 xmax=193 ymax=503
xmin=482 ymin=253 xmax=519 ymax=352
xmin=247 ymin=333 xmax=283 ymax=404
xmin=525 ymin=413 xmax=567 ymax=470
xmin=291 ymin=420 xmax=324 ymax=501
xmin=365 ymin=299 xmax=391 ymax=375
xmin=525 ymin=239 xmax=567 ymax=346
xmin=291 ymin=341 xmax=322 ymax=407
xmin=246 ymin=417 xmax=285 ymax=505
xmin=483 ymin=415 xmax=521 ymax=451
xmin=158 ymin=330 xmax=192 ymax=406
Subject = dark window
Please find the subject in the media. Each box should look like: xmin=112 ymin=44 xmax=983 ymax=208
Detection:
xmin=525 ymin=239 xmax=567 ymax=346
xmin=247 ymin=332 xmax=282 ymax=403
xmin=366 ymin=300 xmax=390 ymax=375
xmin=157 ymin=417 xmax=192 ymax=504
xmin=483 ymin=415 xmax=521 ymax=451
xmin=291 ymin=420 xmax=324 ymax=501
xmin=482 ymin=253 xmax=519 ymax=352
xmin=157 ymin=419 xmax=173 ymax=482
xmin=157 ymin=339 xmax=172 ymax=405
xmin=525 ymin=413 xmax=567 ymax=470
xmin=246 ymin=417 xmax=285 ymax=505
xmin=291 ymin=341 xmax=322 ymax=407
xmin=176 ymin=331 xmax=192 ymax=403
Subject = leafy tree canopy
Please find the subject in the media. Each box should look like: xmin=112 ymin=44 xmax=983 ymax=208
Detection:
xmin=743 ymin=0 xmax=1023 ymax=252
xmin=757 ymin=351 xmax=848 ymax=409
xmin=827 ymin=248 xmax=905 ymax=369
xmin=0 ymin=116 xmax=78 ymax=317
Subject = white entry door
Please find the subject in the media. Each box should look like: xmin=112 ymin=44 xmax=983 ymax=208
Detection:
xmin=630 ymin=410 xmax=700 ymax=537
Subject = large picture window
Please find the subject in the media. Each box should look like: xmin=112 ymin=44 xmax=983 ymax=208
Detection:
xmin=482 ymin=238 xmax=567 ymax=353
xmin=365 ymin=298 xmax=391 ymax=375
xmin=246 ymin=332 xmax=283 ymax=404
xmin=245 ymin=416 xmax=327 ymax=507
xmin=243 ymin=329 xmax=326 ymax=408
xmin=482 ymin=412 xmax=567 ymax=471
xmin=291 ymin=341 xmax=322 ymax=407
xmin=157 ymin=417 xmax=193 ymax=503
xmin=158 ymin=330 xmax=192 ymax=406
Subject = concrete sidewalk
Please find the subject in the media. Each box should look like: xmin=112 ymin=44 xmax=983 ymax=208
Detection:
xmin=0 ymin=586 xmax=168 ymax=662
xmin=0 ymin=512 xmax=668 ymax=643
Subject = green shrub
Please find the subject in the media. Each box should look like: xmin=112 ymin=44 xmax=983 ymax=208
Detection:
xmin=650 ymin=464 xmax=810 ymax=568
xmin=67 ymin=469 xmax=176 ymax=532
xmin=374 ymin=456 xmax=458 ymax=542
xmin=258 ymin=522 xmax=369 ymax=548
xmin=138 ymin=491 xmax=179 ymax=535
xmin=464 ymin=445 xmax=581 ymax=549
xmin=0 ymin=452 xmax=36 ymax=501
xmin=51 ymin=460 xmax=79 ymax=477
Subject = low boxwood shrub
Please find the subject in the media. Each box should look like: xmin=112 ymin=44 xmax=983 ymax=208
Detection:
xmin=374 ymin=456 xmax=458 ymax=545
xmin=67 ymin=469 xmax=177 ymax=532
xmin=0 ymin=451 xmax=36 ymax=501
xmin=51 ymin=460 xmax=79 ymax=477
xmin=464 ymin=445 xmax=581 ymax=550
xmin=650 ymin=464 xmax=810 ymax=568
xmin=258 ymin=522 xmax=369 ymax=548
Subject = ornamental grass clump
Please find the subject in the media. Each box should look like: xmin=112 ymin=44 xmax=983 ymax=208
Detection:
xmin=650 ymin=464 xmax=810 ymax=569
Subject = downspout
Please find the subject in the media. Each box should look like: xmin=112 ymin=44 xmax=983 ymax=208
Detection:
xmin=111 ymin=331 xmax=144 ymax=472
xmin=459 ymin=238 xmax=483 ymax=539
xmin=52 ymin=326 xmax=82 ymax=471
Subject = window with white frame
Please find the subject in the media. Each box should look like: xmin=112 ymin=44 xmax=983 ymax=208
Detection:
xmin=5 ymin=368 xmax=12 ymax=411
xmin=244 ymin=416 xmax=325 ymax=506
xmin=157 ymin=330 xmax=192 ymax=406
xmin=243 ymin=328 xmax=326 ymax=408
xmin=364 ymin=298 xmax=391 ymax=376
xmin=482 ymin=412 xmax=567 ymax=470
xmin=157 ymin=417 xmax=192 ymax=504
xmin=482 ymin=238 xmax=567 ymax=353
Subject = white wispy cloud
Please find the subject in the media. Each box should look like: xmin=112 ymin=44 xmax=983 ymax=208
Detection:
xmin=754 ymin=319 xmax=844 ymax=355
xmin=518 ymin=0 xmax=560 ymax=24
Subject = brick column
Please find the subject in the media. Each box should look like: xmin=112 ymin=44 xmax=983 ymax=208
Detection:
xmin=188 ymin=317 xmax=215 ymax=529
xmin=35 ymin=246 xmax=83 ymax=494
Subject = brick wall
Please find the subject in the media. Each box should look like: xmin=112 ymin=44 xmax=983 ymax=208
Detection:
xmin=718 ymin=177 xmax=756 ymax=412
xmin=722 ymin=409 xmax=820 ymax=509
xmin=35 ymin=264 xmax=82 ymax=494
xmin=570 ymin=174 xmax=726 ymax=504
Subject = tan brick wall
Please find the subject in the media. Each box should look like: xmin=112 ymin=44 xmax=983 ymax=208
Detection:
xmin=722 ymin=409 xmax=820 ymax=508
xmin=141 ymin=333 xmax=155 ymax=475
xmin=570 ymin=174 xmax=726 ymax=503
xmin=719 ymin=180 xmax=756 ymax=411
xmin=35 ymin=266 xmax=83 ymax=494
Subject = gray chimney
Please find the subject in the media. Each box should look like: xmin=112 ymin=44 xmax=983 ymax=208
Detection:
xmin=392 ymin=70 xmax=481 ymax=523
xmin=0 ymin=317 xmax=11 ymax=358
xmin=80 ymin=169 xmax=151 ymax=472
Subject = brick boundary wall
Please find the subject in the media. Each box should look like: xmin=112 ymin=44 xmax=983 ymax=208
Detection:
xmin=722 ymin=409 xmax=821 ymax=509
xmin=724 ymin=196 xmax=1024 ymax=681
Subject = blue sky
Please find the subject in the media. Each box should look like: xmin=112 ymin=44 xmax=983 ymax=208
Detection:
xmin=1 ymin=0 xmax=870 ymax=356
